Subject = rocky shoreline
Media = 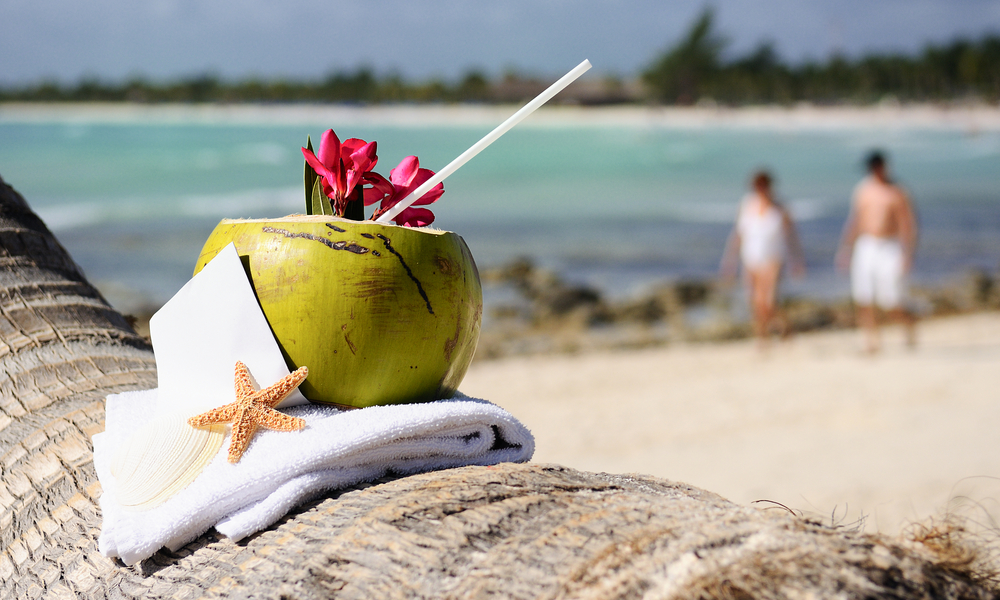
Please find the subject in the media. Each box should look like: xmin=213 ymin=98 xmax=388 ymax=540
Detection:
xmin=475 ymin=258 xmax=1000 ymax=360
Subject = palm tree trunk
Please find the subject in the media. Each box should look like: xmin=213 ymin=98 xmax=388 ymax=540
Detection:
xmin=0 ymin=174 xmax=994 ymax=599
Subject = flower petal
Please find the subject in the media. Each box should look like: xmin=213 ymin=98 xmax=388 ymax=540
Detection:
xmin=317 ymin=129 xmax=342 ymax=171
xmin=345 ymin=141 xmax=378 ymax=194
xmin=319 ymin=176 xmax=336 ymax=200
xmin=389 ymin=156 xmax=420 ymax=188
xmin=385 ymin=156 xmax=442 ymax=206
xmin=362 ymin=172 xmax=393 ymax=206
xmin=342 ymin=137 xmax=375 ymax=160
xmin=368 ymin=155 xmax=444 ymax=223
xmin=405 ymin=168 xmax=444 ymax=206
xmin=302 ymin=147 xmax=334 ymax=181
xmin=394 ymin=206 xmax=435 ymax=227
xmin=313 ymin=130 xmax=345 ymax=201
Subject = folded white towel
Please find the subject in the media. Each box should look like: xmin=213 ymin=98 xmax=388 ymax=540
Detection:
xmin=94 ymin=388 xmax=533 ymax=566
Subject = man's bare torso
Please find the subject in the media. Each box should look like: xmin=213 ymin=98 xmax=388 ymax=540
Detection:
xmin=852 ymin=175 xmax=909 ymax=239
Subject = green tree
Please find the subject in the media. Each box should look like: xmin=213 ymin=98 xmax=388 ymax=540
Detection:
xmin=642 ymin=7 xmax=726 ymax=104
xmin=722 ymin=42 xmax=794 ymax=103
xmin=456 ymin=70 xmax=490 ymax=102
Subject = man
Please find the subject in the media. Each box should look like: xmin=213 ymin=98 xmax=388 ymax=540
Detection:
xmin=835 ymin=151 xmax=918 ymax=353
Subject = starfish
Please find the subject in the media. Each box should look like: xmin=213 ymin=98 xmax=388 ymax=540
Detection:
xmin=188 ymin=361 xmax=309 ymax=463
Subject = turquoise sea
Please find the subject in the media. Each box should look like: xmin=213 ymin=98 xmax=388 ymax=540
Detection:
xmin=2 ymin=106 xmax=999 ymax=314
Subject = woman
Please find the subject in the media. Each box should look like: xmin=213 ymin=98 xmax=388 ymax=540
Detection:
xmin=720 ymin=171 xmax=806 ymax=347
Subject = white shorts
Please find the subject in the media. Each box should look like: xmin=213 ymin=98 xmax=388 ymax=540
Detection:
xmin=851 ymin=235 xmax=906 ymax=309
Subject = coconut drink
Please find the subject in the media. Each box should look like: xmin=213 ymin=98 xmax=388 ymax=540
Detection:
xmin=194 ymin=215 xmax=482 ymax=408
xmin=191 ymin=128 xmax=483 ymax=409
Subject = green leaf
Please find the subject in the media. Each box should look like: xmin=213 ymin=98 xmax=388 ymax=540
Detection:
xmin=303 ymin=135 xmax=318 ymax=215
xmin=311 ymin=176 xmax=333 ymax=216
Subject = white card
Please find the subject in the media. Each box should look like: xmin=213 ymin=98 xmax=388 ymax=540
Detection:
xmin=149 ymin=242 xmax=308 ymax=415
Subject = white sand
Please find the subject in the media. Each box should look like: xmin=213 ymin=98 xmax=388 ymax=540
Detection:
xmin=462 ymin=312 xmax=1000 ymax=535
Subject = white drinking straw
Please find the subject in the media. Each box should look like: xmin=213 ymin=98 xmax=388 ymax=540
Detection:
xmin=375 ymin=59 xmax=592 ymax=223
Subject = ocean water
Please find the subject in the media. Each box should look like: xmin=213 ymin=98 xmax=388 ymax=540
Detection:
xmin=1 ymin=106 xmax=999 ymax=314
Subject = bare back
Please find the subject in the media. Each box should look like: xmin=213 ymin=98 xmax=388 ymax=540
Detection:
xmin=851 ymin=175 xmax=911 ymax=239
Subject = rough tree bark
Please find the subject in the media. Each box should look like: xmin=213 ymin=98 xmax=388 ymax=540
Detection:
xmin=0 ymin=172 xmax=996 ymax=599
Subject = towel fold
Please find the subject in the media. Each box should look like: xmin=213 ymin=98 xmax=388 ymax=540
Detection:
xmin=94 ymin=389 xmax=533 ymax=566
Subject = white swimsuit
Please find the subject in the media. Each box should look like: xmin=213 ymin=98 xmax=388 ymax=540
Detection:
xmin=736 ymin=194 xmax=785 ymax=269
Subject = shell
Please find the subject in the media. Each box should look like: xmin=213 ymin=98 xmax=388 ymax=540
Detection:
xmin=110 ymin=410 xmax=226 ymax=510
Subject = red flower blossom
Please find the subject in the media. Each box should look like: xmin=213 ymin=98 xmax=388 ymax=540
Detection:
xmin=302 ymin=129 xmax=390 ymax=216
xmin=370 ymin=156 xmax=443 ymax=227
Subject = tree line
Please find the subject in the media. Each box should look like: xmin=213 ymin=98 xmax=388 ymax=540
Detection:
xmin=642 ymin=9 xmax=1000 ymax=105
xmin=2 ymin=10 xmax=998 ymax=105
xmin=0 ymin=69 xmax=504 ymax=104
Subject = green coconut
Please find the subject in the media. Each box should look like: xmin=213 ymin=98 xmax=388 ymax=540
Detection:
xmin=193 ymin=215 xmax=482 ymax=409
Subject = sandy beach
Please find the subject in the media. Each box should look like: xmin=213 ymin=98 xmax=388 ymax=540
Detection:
xmin=461 ymin=311 xmax=1000 ymax=536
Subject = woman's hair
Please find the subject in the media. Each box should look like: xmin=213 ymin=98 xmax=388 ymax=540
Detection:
xmin=751 ymin=170 xmax=772 ymax=190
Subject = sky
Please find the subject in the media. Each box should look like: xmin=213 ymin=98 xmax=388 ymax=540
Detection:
xmin=2 ymin=0 xmax=1000 ymax=86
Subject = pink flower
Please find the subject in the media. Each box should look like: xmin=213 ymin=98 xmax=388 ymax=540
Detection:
xmin=302 ymin=129 xmax=390 ymax=215
xmin=370 ymin=156 xmax=443 ymax=227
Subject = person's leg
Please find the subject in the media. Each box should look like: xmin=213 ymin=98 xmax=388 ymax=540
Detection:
xmin=851 ymin=237 xmax=880 ymax=353
xmin=856 ymin=304 xmax=880 ymax=353
xmin=758 ymin=262 xmax=781 ymax=335
xmin=876 ymin=240 xmax=916 ymax=349
xmin=747 ymin=270 xmax=767 ymax=343
xmin=748 ymin=263 xmax=781 ymax=349
xmin=887 ymin=308 xmax=917 ymax=348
